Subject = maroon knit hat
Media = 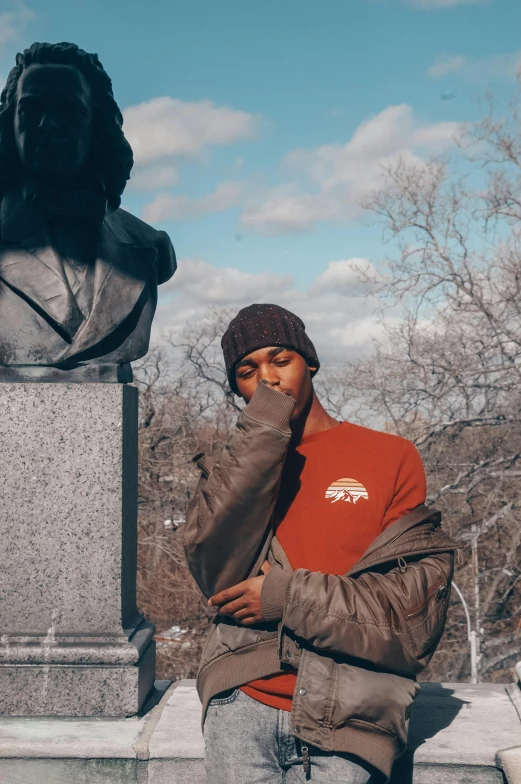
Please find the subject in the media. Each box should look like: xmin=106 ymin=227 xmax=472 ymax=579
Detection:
xmin=221 ymin=303 xmax=320 ymax=394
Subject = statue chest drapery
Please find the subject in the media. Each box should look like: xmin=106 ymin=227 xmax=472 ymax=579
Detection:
xmin=0 ymin=198 xmax=159 ymax=366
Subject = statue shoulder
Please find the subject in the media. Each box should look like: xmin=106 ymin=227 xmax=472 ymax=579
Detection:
xmin=109 ymin=208 xmax=176 ymax=285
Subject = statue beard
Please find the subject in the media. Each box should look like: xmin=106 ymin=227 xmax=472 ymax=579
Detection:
xmin=23 ymin=177 xmax=108 ymax=227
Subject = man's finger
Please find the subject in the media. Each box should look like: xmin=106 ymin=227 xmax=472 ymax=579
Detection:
xmin=233 ymin=608 xmax=255 ymax=621
xmin=209 ymin=583 xmax=246 ymax=606
xmin=217 ymin=598 xmax=248 ymax=616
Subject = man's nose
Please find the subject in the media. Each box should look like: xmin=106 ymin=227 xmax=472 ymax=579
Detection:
xmin=259 ymin=368 xmax=280 ymax=386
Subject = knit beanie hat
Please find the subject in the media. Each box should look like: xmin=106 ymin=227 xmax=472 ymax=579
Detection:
xmin=221 ymin=303 xmax=320 ymax=394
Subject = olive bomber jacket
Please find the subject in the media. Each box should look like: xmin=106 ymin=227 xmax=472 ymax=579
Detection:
xmin=183 ymin=380 xmax=460 ymax=782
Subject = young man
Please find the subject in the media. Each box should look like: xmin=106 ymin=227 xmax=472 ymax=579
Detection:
xmin=183 ymin=304 xmax=458 ymax=784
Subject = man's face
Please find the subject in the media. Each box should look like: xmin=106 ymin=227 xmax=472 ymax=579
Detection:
xmin=235 ymin=346 xmax=316 ymax=420
xmin=14 ymin=64 xmax=93 ymax=182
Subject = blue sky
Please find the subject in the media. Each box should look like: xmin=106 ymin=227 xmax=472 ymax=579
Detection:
xmin=1 ymin=0 xmax=520 ymax=359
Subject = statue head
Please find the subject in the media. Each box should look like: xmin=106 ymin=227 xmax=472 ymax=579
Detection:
xmin=0 ymin=42 xmax=133 ymax=210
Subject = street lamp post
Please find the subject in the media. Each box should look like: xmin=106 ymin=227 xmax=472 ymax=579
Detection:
xmin=471 ymin=524 xmax=481 ymax=675
xmin=451 ymin=580 xmax=478 ymax=684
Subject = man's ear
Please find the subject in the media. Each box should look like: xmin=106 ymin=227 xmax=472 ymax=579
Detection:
xmin=307 ymin=364 xmax=318 ymax=375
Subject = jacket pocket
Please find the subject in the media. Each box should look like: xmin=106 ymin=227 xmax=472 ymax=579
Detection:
xmin=330 ymin=659 xmax=418 ymax=747
xmin=405 ymin=579 xmax=450 ymax=660
xmin=191 ymin=451 xmax=216 ymax=478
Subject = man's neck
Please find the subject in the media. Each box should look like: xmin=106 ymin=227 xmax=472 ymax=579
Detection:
xmin=292 ymin=390 xmax=340 ymax=445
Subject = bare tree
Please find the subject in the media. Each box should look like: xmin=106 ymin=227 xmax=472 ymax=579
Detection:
xmin=134 ymin=310 xmax=239 ymax=679
xmin=345 ymin=97 xmax=521 ymax=681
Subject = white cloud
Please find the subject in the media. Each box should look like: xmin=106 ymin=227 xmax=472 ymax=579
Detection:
xmin=143 ymin=181 xmax=243 ymax=223
xmin=123 ymin=97 xmax=259 ymax=167
xmin=0 ymin=2 xmax=35 ymax=49
xmin=158 ymin=259 xmax=293 ymax=305
xmin=406 ymin=0 xmax=488 ymax=9
xmin=314 ymin=259 xmax=377 ymax=294
xmin=428 ymin=50 xmax=521 ymax=81
xmin=428 ymin=55 xmax=466 ymax=78
xmin=241 ymin=186 xmax=339 ymax=236
xmin=128 ymin=165 xmax=178 ymax=192
xmin=152 ymin=257 xmax=398 ymax=364
xmin=241 ymin=104 xmax=458 ymax=236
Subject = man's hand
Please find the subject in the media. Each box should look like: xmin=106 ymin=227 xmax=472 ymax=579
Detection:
xmin=208 ymin=561 xmax=273 ymax=625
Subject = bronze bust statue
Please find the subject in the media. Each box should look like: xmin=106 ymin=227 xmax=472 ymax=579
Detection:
xmin=0 ymin=42 xmax=176 ymax=382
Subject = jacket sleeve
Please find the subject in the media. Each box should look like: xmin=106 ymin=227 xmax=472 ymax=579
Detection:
xmin=261 ymin=550 xmax=455 ymax=677
xmin=182 ymin=381 xmax=295 ymax=599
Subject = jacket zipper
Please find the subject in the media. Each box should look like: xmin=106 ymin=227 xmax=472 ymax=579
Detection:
xmin=405 ymin=580 xmax=447 ymax=619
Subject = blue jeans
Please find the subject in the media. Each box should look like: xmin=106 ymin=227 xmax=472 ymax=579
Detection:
xmin=203 ymin=687 xmax=384 ymax=783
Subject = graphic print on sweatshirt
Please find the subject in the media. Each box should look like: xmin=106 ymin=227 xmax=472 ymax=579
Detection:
xmin=325 ymin=478 xmax=369 ymax=504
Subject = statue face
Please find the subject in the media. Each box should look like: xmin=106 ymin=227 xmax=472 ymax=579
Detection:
xmin=14 ymin=64 xmax=93 ymax=182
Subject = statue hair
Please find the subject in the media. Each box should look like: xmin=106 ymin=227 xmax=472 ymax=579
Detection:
xmin=0 ymin=41 xmax=134 ymax=210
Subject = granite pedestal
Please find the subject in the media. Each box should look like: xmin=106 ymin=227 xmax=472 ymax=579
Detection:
xmin=0 ymin=383 xmax=155 ymax=716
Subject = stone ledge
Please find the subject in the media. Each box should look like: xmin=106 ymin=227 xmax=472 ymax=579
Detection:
xmin=498 ymin=747 xmax=521 ymax=784
xmin=1 ymin=680 xmax=520 ymax=784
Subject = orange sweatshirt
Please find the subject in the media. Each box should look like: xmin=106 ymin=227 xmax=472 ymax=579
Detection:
xmin=240 ymin=420 xmax=426 ymax=711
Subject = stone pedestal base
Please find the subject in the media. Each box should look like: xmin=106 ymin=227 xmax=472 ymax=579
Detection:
xmin=0 ymin=383 xmax=155 ymax=716
xmin=0 ymin=638 xmax=155 ymax=717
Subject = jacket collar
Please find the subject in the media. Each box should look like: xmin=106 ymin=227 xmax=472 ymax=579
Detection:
xmin=346 ymin=504 xmax=458 ymax=577
xmin=271 ymin=504 xmax=459 ymax=577
xmin=0 ymin=196 xmax=157 ymax=358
